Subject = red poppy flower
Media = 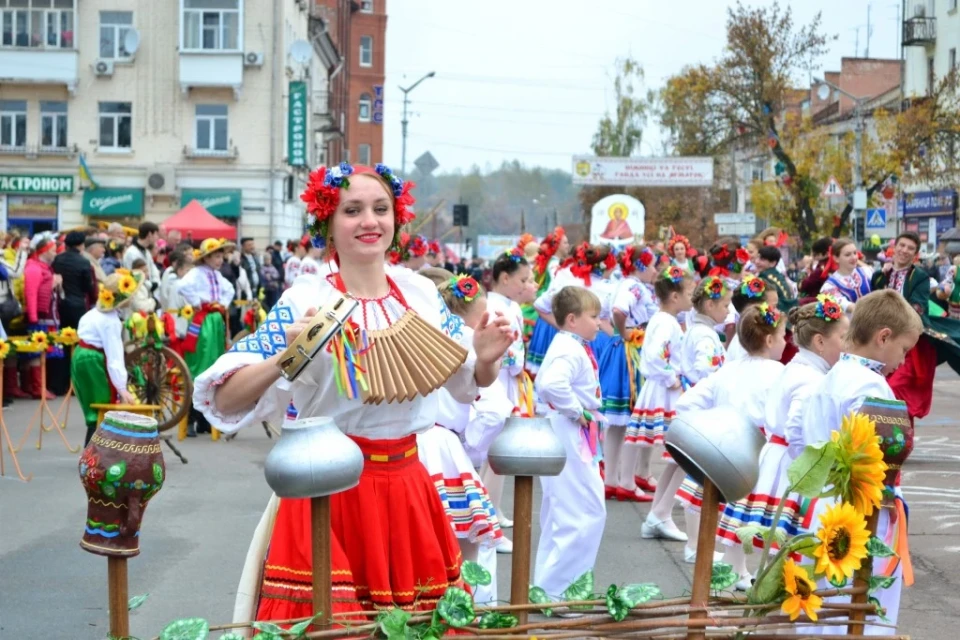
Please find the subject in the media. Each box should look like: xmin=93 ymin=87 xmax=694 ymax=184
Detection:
xmin=456 ymin=276 xmax=479 ymax=300
xmin=736 ymin=247 xmax=750 ymax=264
xmin=408 ymin=235 xmax=428 ymax=257
xmin=639 ymin=250 xmax=654 ymax=267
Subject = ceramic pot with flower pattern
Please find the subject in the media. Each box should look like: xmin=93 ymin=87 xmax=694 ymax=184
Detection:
xmin=78 ymin=411 xmax=165 ymax=557
xmin=859 ymin=397 xmax=913 ymax=489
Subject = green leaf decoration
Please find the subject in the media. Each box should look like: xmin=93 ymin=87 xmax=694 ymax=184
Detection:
xmin=748 ymin=554 xmax=787 ymax=605
xmin=128 ymin=593 xmax=149 ymax=611
xmin=250 ymin=622 xmax=284 ymax=635
xmin=618 ymin=583 xmax=661 ymax=607
xmin=866 ymin=536 xmax=897 ymax=558
xmin=772 ymin=529 xmax=787 ymax=546
xmin=159 ymin=618 xmax=209 ymax=640
xmin=436 ymin=587 xmax=475 ymax=628
xmin=562 ymin=569 xmax=595 ymax=610
xmin=605 ymin=585 xmax=630 ymax=622
xmin=868 ymin=596 xmax=890 ymax=623
xmin=736 ymin=524 xmax=765 ymax=545
xmin=828 ymin=574 xmax=848 ymax=588
xmin=787 ymin=442 xmax=837 ymax=498
xmin=251 ymin=634 xmax=281 ymax=640
xmin=288 ymin=614 xmax=320 ymax=638
xmin=528 ymin=585 xmax=554 ymax=617
xmin=787 ymin=535 xmax=820 ymax=559
xmin=461 ymin=560 xmax=492 ymax=587
xmin=710 ymin=562 xmax=739 ymax=592
xmin=376 ymin=608 xmax=412 ymax=640
xmin=219 ymin=635 xmax=245 ymax=640
xmin=153 ymin=463 xmax=164 ymax=484
xmin=106 ymin=461 xmax=128 ymax=482
xmin=868 ymin=575 xmax=897 ymax=594
xmin=100 ymin=481 xmax=117 ymax=498
xmin=477 ymin=611 xmax=519 ymax=629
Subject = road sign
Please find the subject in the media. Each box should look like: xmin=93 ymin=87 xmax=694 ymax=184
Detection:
xmin=414 ymin=151 xmax=439 ymax=175
xmin=866 ymin=208 xmax=887 ymax=229
xmin=713 ymin=212 xmax=756 ymax=225
xmin=821 ymin=176 xmax=844 ymax=198
xmin=717 ymin=223 xmax=756 ymax=236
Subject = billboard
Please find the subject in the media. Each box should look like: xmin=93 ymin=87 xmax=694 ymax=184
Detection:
xmin=589 ymin=194 xmax=645 ymax=247
xmin=476 ymin=235 xmax=522 ymax=261
xmin=572 ymin=156 xmax=714 ymax=187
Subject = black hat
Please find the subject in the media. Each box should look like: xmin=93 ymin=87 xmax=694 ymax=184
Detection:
xmin=85 ymin=236 xmax=106 ymax=248
xmin=65 ymin=231 xmax=86 ymax=247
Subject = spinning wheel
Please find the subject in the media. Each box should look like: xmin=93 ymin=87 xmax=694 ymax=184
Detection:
xmin=124 ymin=344 xmax=193 ymax=433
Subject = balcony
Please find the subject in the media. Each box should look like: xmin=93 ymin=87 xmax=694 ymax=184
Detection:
xmin=903 ymin=16 xmax=936 ymax=46
xmin=179 ymin=52 xmax=244 ymax=98
xmin=0 ymin=48 xmax=79 ymax=93
xmin=182 ymin=144 xmax=239 ymax=160
xmin=0 ymin=143 xmax=78 ymax=159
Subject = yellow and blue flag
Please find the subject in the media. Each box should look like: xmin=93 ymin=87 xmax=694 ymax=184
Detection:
xmin=79 ymin=153 xmax=99 ymax=190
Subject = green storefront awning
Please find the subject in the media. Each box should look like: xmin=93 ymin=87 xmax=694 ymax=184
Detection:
xmin=181 ymin=189 xmax=242 ymax=218
xmin=82 ymin=188 xmax=144 ymax=217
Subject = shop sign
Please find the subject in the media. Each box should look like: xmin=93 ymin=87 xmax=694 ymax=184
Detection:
xmin=180 ymin=189 xmax=242 ymax=218
xmin=0 ymin=174 xmax=74 ymax=194
xmin=82 ymin=188 xmax=144 ymax=216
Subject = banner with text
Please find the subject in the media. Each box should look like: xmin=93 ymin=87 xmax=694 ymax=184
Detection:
xmin=288 ymin=81 xmax=308 ymax=167
xmin=572 ymin=156 xmax=714 ymax=187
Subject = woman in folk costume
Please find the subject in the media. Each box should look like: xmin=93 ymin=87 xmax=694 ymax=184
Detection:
xmin=517 ymin=234 xmax=541 ymax=342
xmin=22 ymin=232 xmax=63 ymax=399
xmin=623 ymin=266 xmax=693 ymax=538
xmin=801 ymin=290 xmax=923 ymax=635
xmin=599 ymin=244 xmax=659 ymax=502
xmin=667 ymin=234 xmax=695 ymax=274
xmin=673 ymin=303 xmax=785 ymax=586
xmin=298 ymin=240 xmax=330 ymax=278
xmin=525 ymin=230 xmax=573 ymax=376
xmin=73 ymin=271 xmax=142 ymax=446
xmin=820 ymin=237 xmax=872 ymax=311
xmin=283 ymin=235 xmax=310 ymax=287
xmin=194 ymin=163 xmax=514 ymax=622
xmin=584 ymin=244 xmax=619 ymax=359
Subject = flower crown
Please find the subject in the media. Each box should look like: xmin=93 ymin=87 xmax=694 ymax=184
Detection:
xmin=757 ymin=302 xmax=782 ymax=327
xmin=503 ymin=247 xmax=524 ymax=264
xmin=815 ymin=294 xmax=843 ymax=321
xmin=662 ymin=265 xmax=686 ymax=284
xmin=701 ymin=276 xmax=727 ymax=300
xmin=450 ymin=275 xmax=481 ymax=302
xmin=620 ymin=245 xmax=653 ymax=275
xmin=668 ymin=234 xmax=691 ymax=254
xmin=534 ymin=226 xmax=566 ymax=276
xmin=387 ymin=232 xmax=428 ymax=264
xmin=300 ymin=162 xmax=416 ymax=252
xmin=740 ymin=275 xmax=766 ymax=298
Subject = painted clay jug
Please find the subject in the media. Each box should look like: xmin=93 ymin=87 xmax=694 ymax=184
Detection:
xmin=78 ymin=411 xmax=165 ymax=557
xmin=859 ymin=397 xmax=913 ymax=488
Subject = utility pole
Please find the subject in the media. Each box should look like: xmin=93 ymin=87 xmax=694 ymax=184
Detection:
xmin=729 ymin=143 xmax=737 ymax=212
xmin=866 ymin=3 xmax=873 ymax=58
xmin=399 ymin=71 xmax=435 ymax=176
xmin=854 ymin=106 xmax=864 ymax=243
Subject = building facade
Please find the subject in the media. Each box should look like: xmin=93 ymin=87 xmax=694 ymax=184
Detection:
xmin=0 ymin=0 xmax=341 ymax=248
xmin=903 ymin=0 xmax=960 ymax=98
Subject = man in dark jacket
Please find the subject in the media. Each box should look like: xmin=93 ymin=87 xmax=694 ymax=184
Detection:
xmin=52 ymin=231 xmax=94 ymax=329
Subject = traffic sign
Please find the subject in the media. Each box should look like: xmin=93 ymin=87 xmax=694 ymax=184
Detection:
xmin=713 ymin=212 xmax=756 ymax=225
xmin=866 ymin=208 xmax=887 ymax=229
xmin=717 ymin=222 xmax=756 ymax=236
xmin=821 ymin=176 xmax=844 ymax=198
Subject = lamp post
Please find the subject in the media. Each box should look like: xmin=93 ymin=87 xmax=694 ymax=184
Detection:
xmin=815 ymin=77 xmax=869 ymax=242
xmin=400 ymin=71 xmax=435 ymax=176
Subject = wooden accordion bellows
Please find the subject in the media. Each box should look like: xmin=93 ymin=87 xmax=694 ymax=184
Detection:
xmin=360 ymin=309 xmax=468 ymax=404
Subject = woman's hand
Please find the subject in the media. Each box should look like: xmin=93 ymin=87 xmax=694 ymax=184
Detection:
xmin=473 ymin=311 xmax=515 ymax=365
xmin=282 ymin=307 xmax=318 ymax=346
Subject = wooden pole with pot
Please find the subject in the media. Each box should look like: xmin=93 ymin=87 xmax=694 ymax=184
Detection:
xmin=686 ymin=479 xmax=721 ymax=640
xmin=510 ymin=475 xmax=535 ymax=625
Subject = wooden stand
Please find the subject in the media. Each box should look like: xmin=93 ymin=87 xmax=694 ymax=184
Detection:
xmin=108 ymin=556 xmax=130 ymax=638
xmin=50 ymin=343 xmax=75 ymax=433
xmin=687 ymin=479 xmax=721 ymax=640
xmin=311 ymin=495 xmax=332 ymax=629
xmin=848 ymin=509 xmax=881 ymax=636
xmin=15 ymin=352 xmax=79 ymax=454
xmin=0 ymin=377 xmax=31 ymax=481
xmin=510 ymin=475 xmax=535 ymax=626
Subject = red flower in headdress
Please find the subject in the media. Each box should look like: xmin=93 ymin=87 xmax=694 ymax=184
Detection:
xmin=407 ymin=235 xmax=428 ymax=257
xmin=535 ymin=226 xmax=566 ymax=276
xmin=428 ymin=240 xmax=441 ymax=255
xmin=668 ymin=234 xmax=691 ymax=256
xmin=736 ymin=247 xmax=750 ymax=264
xmin=708 ymin=266 xmax=731 ymax=278
xmin=713 ymin=243 xmax=731 ymax=263
xmin=639 ymin=249 xmax=654 ymax=268
xmin=603 ymin=250 xmax=617 ymax=271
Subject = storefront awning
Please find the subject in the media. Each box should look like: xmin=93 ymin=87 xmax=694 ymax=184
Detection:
xmin=82 ymin=188 xmax=144 ymax=217
xmin=180 ymin=189 xmax=242 ymax=219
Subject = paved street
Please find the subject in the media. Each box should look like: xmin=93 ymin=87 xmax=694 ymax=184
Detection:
xmin=2 ymin=370 xmax=959 ymax=639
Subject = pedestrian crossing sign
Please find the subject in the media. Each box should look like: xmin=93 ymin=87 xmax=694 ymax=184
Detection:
xmin=866 ymin=208 xmax=887 ymax=229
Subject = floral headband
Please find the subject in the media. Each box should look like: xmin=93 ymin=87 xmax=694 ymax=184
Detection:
xmin=701 ymin=276 xmax=727 ymax=300
xmin=756 ymin=302 xmax=782 ymax=327
xmin=503 ymin=247 xmax=524 ymax=263
xmin=740 ymin=275 xmax=766 ymax=298
xmin=662 ymin=265 xmax=686 ymax=283
xmin=450 ymin=275 xmax=480 ymax=302
xmin=300 ymin=162 xmax=416 ymax=252
xmin=668 ymin=234 xmax=691 ymax=254
xmin=815 ymin=294 xmax=843 ymax=321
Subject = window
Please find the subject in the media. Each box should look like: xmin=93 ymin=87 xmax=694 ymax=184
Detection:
xmin=358 ymin=93 xmax=371 ymax=122
xmin=195 ymin=104 xmax=228 ymax=151
xmin=40 ymin=101 xmax=67 ymax=148
xmin=0 ymin=100 xmax=27 ymax=149
xmin=360 ymin=0 xmax=373 ymax=12
xmin=182 ymin=0 xmax=240 ymax=51
xmin=358 ymin=143 xmax=371 ymax=166
xmin=99 ymin=102 xmax=132 ymax=149
xmin=359 ymin=35 xmax=372 ymax=67
xmin=1 ymin=0 xmax=73 ymax=49
xmin=100 ymin=11 xmax=133 ymax=59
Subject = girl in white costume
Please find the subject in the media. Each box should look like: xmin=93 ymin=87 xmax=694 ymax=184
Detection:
xmin=820 ymin=237 xmax=873 ymax=311
xmin=725 ymin=275 xmax=779 ymax=362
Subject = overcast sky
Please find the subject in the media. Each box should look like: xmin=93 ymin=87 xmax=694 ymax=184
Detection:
xmin=381 ymin=0 xmax=902 ymax=175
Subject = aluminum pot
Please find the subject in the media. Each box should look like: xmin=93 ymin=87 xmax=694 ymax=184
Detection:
xmin=487 ymin=416 xmax=566 ymax=477
xmin=263 ymin=416 xmax=364 ymax=498
xmin=664 ymin=407 xmax=765 ymax=503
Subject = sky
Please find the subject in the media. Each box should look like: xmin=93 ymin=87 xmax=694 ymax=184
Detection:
xmin=381 ymin=0 xmax=903 ymax=175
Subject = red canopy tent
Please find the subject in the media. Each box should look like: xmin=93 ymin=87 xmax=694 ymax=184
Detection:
xmin=161 ymin=199 xmax=237 ymax=241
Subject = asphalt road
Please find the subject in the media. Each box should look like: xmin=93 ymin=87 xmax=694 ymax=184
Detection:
xmin=2 ymin=369 xmax=959 ymax=639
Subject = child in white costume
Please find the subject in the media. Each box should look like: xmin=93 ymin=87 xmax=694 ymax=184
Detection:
xmin=725 ymin=275 xmax=779 ymax=362
xmin=800 ymin=290 xmax=922 ymax=636
xmin=533 ymin=286 xmax=607 ymax=597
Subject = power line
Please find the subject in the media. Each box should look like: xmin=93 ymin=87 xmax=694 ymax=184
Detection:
xmin=406 ymin=132 xmax=579 ymax=158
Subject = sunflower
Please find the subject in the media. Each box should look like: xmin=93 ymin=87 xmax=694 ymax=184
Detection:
xmin=98 ymin=287 xmax=116 ymax=310
xmin=0 ymin=339 xmax=9 ymax=360
xmin=814 ymin=502 xmax=871 ymax=583
xmin=829 ymin=412 xmax=888 ymax=516
xmin=180 ymin=304 xmax=194 ymax=320
xmin=58 ymin=327 xmax=79 ymax=345
xmin=117 ymin=274 xmax=138 ymax=295
xmin=30 ymin=331 xmax=49 ymax=346
xmin=780 ymin=559 xmax=822 ymax=622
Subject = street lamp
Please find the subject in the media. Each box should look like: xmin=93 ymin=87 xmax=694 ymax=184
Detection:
xmin=814 ymin=77 xmax=870 ymax=242
xmin=399 ymin=71 xmax=435 ymax=176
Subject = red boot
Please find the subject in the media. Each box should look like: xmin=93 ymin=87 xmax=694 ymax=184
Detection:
xmin=29 ymin=366 xmax=55 ymax=400
xmin=4 ymin=366 xmax=31 ymax=399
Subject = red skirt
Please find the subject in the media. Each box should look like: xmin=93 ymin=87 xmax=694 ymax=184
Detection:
xmin=887 ymin=334 xmax=937 ymax=422
xmin=256 ymin=434 xmax=463 ymax=622
xmin=779 ymin=329 xmax=798 ymax=365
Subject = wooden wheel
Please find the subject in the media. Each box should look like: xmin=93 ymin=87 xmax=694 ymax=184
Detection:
xmin=125 ymin=345 xmax=193 ymax=432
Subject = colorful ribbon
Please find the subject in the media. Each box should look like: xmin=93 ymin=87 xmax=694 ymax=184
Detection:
xmin=327 ymin=320 xmax=370 ymax=400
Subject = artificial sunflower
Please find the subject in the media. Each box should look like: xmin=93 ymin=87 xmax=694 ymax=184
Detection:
xmin=117 ymin=274 xmax=138 ymax=295
xmin=0 ymin=339 xmax=9 ymax=360
xmin=99 ymin=287 xmax=116 ymax=310
xmin=829 ymin=412 xmax=887 ymax=516
xmin=58 ymin=327 xmax=79 ymax=345
xmin=180 ymin=305 xmax=194 ymax=320
xmin=780 ymin=559 xmax=822 ymax=622
xmin=814 ymin=502 xmax=871 ymax=584
xmin=30 ymin=331 xmax=49 ymax=347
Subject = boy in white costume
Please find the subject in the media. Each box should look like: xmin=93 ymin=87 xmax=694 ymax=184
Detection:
xmin=533 ymin=286 xmax=606 ymax=597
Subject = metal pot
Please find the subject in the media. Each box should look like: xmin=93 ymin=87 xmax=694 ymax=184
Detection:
xmin=263 ymin=416 xmax=364 ymax=498
xmin=664 ymin=407 xmax=765 ymax=503
xmin=487 ymin=416 xmax=566 ymax=477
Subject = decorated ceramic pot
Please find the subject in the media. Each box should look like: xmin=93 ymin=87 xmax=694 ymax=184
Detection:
xmin=78 ymin=411 xmax=165 ymax=557
xmin=859 ymin=397 xmax=913 ymax=488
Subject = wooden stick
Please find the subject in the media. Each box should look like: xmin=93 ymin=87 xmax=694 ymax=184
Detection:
xmin=687 ymin=478 xmax=721 ymax=640
xmin=848 ymin=509 xmax=881 ymax=636
xmin=511 ymin=475 xmax=535 ymax=626
xmin=108 ymin=556 xmax=130 ymax=638
xmin=312 ymin=496 xmax=332 ymax=629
